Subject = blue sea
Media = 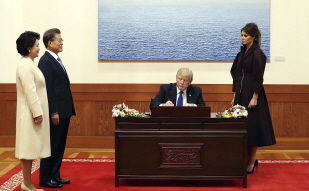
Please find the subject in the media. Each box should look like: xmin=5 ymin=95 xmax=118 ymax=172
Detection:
xmin=98 ymin=0 xmax=270 ymax=61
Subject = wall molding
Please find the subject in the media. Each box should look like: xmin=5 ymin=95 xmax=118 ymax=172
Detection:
xmin=1 ymin=83 xmax=309 ymax=149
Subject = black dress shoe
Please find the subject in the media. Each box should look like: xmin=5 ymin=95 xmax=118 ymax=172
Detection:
xmin=54 ymin=178 xmax=71 ymax=184
xmin=39 ymin=180 xmax=63 ymax=188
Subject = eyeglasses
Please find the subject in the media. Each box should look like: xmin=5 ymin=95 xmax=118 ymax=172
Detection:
xmin=51 ymin=38 xmax=64 ymax=43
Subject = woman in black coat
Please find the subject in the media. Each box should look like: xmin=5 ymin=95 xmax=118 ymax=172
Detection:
xmin=230 ymin=23 xmax=276 ymax=174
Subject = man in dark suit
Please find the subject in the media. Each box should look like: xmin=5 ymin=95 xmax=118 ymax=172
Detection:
xmin=150 ymin=68 xmax=205 ymax=107
xmin=38 ymin=28 xmax=76 ymax=188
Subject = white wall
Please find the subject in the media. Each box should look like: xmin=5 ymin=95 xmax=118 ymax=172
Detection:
xmin=1 ymin=0 xmax=309 ymax=84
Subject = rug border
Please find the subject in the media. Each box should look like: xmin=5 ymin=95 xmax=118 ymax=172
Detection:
xmin=0 ymin=159 xmax=115 ymax=191
xmin=258 ymin=159 xmax=309 ymax=163
xmin=0 ymin=159 xmax=40 ymax=191
xmin=0 ymin=159 xmax=308 ymax=191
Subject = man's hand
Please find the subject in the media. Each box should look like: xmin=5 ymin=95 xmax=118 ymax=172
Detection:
xmin=163 ymin=101 xmax=174 ymax=106
xmin=34 ymin=115 xmax=43 ymax=124
xmin=184 ymin=103 xmax=196 ymax=107
xmin=51 ymin=113 xmax=60 ymax=125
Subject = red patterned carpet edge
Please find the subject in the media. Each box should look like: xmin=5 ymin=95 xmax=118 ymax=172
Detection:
xmin=258 ymin=159 xmax=309 ymax=163
xmin=0 ymin=159 xmax=41 ymax=191
xmin=0 ymin=159 xmax=114 ymax=191
xmin=0 ymin=159 xmax=309 ymax=191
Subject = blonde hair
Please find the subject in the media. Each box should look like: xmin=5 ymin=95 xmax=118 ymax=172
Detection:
xmin=176 ymin=68 xmax=193 ymax=81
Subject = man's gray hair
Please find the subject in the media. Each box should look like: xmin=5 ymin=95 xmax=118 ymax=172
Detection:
xmin=176 ymin=68 xmax=193 ymax=81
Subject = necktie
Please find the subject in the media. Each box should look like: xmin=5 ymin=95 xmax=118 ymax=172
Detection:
xmin=176 ymin=91 xmax=183 ymax=106
xmin=57 ymin=57 xmax=66 ymax=71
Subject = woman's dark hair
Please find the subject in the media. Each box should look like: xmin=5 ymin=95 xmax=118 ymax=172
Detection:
xmin=43 ymin=28 xmax=61 ymax=48
xmin=241 ymin=23 xmax=262 ymax=47
xmin=16 ymin=31 xmax=40 ymax=56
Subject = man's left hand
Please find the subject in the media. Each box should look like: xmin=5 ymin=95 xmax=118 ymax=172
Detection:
xmin=184 ymin=103 xmax=196 ymax=107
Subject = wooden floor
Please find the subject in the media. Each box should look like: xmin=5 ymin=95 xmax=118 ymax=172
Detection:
xmin=1 ymin=148 xmax=309 ymax=178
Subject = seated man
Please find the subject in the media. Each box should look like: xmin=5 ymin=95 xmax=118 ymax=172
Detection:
xmin=150 ymin=68 xmax=206 ymax=107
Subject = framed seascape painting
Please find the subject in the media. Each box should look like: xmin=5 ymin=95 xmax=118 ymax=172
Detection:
xmin=98 ymin=0 xmax=270 ymax=61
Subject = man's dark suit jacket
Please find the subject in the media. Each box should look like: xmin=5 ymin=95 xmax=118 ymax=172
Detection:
xmin=150 ymin=83 xmax=206 ymax=107
xmin=38 ymin=51 xmax=76 ymax=182
xmin=38 ymin=51 xmax=75 ymax=118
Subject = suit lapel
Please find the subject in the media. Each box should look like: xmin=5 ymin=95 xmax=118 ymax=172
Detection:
xmin=168 ymin=83 xmax=177 ymax=105
xmin=187 ymin=86 xmax=194 ymax=103
xmin=45 ymin=52 xmax=70 ymax=82
xmin=170 ymin=84 xmax=194 ymax=105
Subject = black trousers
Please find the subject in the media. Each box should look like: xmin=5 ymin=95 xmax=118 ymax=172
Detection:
xmin=40 ymin=118 xmax=70 ymax=182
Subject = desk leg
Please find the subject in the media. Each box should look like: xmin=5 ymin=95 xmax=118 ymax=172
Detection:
xmin=243 ymin=178 xmax=247 ymax=188
xmin=115 ymin=133 xmax=119 ymax=187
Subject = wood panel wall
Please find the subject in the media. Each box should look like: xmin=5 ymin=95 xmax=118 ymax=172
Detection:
xmin=1 ymin=83 xmax=309 ymax=150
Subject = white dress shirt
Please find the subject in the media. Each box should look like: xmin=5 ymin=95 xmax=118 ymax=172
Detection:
xmin=176 ymin=87 xmax=187 ymax=106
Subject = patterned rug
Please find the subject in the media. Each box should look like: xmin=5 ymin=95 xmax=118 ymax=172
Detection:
xmin=0 ymin=159 xmax=114 ymax=191
xmin=1 ymin=159 xmax=309 ymax=191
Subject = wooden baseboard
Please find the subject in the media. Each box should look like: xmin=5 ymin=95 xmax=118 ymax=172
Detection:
xmin=0 ymin=136 xmax=308 ymax=150
xmin=261 ymin=138 xmax=309 ymax=150
xmin=0 ymin=136 xmax=15 ymax=147
xmin=0 ymin=136 xmax=115 ymax=149
xmin=66 ymin=136 xmax=114 ymax=149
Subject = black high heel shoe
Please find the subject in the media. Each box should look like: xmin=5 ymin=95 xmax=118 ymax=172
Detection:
xmin=247 ymin=159 xmax=258 ymax=174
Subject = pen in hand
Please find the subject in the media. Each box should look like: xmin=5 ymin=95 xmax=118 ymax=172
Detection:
xmin=164 ymin=96 xmax=174 ymax=106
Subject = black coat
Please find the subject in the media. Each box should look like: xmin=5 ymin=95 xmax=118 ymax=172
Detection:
xmin=231 ymin=43 xmax=276 ymax=147
xmin=38 ymin=51 xmax=75 ymax=118
xmin=150 ymin=83 xmax=206 ymax=107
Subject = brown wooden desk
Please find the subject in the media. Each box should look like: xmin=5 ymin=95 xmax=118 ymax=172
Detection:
xmin=115 ymin=116 xmax=248 ymax=188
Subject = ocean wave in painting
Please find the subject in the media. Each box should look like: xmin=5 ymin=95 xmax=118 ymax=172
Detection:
xmin=98 ymin=0 xmax=270 ymax=61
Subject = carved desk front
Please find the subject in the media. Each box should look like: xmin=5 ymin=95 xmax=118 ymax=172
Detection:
xmin=114 ymin=117 xmax=248 ymax=188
